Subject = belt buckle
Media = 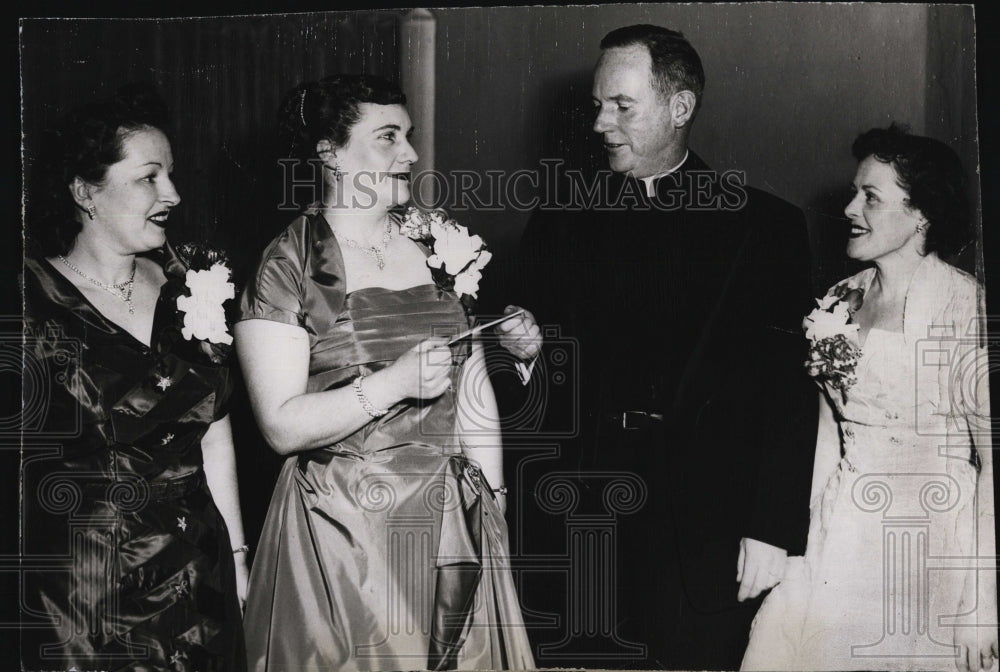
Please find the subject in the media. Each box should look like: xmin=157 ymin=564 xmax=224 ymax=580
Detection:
xmin=621 ymin=410 xmax=644 ymax=430
xmin=620 ymin=410 xmax=663 ymax=430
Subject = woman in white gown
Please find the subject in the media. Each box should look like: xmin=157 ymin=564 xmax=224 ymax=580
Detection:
xmin=742 ymin=125 xmax=997 ymax=672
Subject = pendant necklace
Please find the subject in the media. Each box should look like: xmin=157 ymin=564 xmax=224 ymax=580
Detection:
xmin=336 ymin=219 xmax=394 ymax=270
xmin=58 ymin=254 xmax=137 ymax=314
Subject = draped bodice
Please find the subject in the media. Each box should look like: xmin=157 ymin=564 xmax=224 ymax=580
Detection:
xmin=239 ymin=212 xmax=472 ymax=458
xmin=22 ymin=249 xmax=232 ymax=485
xmin=306 ymin=284 xmax=469 ymax=392
xmin=819 ymin=254 xmax=984 ymax=479
xmin=315 ymin=284 xmax=471 ymax=458
xmin=834 ymin=328 xmax=952 ymax=474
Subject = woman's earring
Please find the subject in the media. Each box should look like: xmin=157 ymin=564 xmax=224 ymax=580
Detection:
xmin=324 ymin=149 xmax=343 ymax=180
xmin=87 ymin=205 xmax=96 ymax=221
xmin=326 ymin=163 xmax=344 ymax=180
xmin=916 ymin=221 xmax=926 ymax=234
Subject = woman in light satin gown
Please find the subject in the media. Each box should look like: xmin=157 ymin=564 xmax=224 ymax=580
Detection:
xmin=742 ymin=125 xmax=998 ymax=672
xmin=237 ymin=75 xmax=535 ymax=672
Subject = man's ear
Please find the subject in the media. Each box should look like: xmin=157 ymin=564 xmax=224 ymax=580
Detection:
xmin=69 ymin=177 xmax=93 ymax=210
xmin=670 ymin=90 xmax=697 ymax=128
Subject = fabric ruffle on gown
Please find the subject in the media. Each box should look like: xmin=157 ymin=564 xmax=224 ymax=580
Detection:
xmin=240 ymin=212 xmax=535 ymax=672
xmin=742 ymin=253 xmax=992 ymax=671
xmin=20 ymin=248 xmax=246 ymax=672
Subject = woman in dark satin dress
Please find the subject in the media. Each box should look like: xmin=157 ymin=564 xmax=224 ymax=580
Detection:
xmin=237 ymin=75 xmax=535 ymax=671
xmin=21 ymin=85 xmax=248 ymax=671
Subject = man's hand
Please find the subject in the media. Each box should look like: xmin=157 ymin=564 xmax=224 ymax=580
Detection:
xmin=495 ymin=305 xmax=542 ymax=361
xmin=737 ymin=537 xmax=787 ymax=602
xmin=955 ymin=625 xmax=999 ymax=672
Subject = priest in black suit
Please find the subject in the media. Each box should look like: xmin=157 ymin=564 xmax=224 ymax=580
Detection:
xmin=489 ymin=24 xmax=820 ymax=670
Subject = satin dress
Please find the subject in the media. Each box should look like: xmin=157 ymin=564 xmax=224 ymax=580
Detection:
xmin=20 ymin=248 xmax=246 ymax=671
xmin=240 ymin=211 xmax=535 ymax=671
xmin=742 ymin=253 xmax=992 ymax=671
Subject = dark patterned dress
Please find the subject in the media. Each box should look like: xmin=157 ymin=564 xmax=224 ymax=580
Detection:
xmin=20 ymin=245 xmax=246 ymax=672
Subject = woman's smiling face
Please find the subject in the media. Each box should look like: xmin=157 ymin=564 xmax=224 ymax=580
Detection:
xmin=326 ymin=103 xmax=418 ymax=209
xmin=844 ymin=155 xmax=925 ymax=263
xmin=80 ymin=126 xmax=180 ymax=254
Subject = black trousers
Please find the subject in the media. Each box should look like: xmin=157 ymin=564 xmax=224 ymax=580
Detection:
xmin=517 ymin=418 xmax=763 ymax=670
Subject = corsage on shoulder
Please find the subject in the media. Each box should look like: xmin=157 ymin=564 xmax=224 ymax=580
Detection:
xmin=174 ymin=243 xmax=235 ymax=361
xmin=398 ymin=206 xmax=492 ymax=309
xmin=802 ymin=286 xmax=864 ymax=392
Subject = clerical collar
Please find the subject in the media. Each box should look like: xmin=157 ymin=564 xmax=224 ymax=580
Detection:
xmin=637 ymin=150 xmax=690 ymax=197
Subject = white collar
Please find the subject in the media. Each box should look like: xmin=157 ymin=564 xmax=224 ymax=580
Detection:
xmin=638 ymin=150 xmax=690 ymax=197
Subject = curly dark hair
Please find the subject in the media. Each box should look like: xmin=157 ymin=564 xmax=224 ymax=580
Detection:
xmin=600 ymin=24 xmax=705 ymax=116
xmin=278 ymin=74 xmax=406 ymax=161
xmin=851 ymin=123 xmax=971 ymax=257
xmin=26 ymin=82 xmax=170 ymax=258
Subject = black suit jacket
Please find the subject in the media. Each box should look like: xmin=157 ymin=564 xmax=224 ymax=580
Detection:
xmin=484 ymin=151 xmax=818 ymax=613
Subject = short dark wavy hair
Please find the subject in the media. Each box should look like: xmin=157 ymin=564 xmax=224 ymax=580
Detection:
xmin=278 ymin=74 xmax=406 ymax=160
xmin=600 ymin=24 xmax=705 ymax=114
xmin=27 ymin=82 xmax=169 ymax=258
xmin=851 ymin=123 xmax=971 ymax=257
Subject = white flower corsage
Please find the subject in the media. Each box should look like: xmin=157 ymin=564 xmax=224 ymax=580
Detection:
xmin=399 ymin=206 xmax=492 ymax=300
xmin=802 ymin=288 xmax=863 ymax=392
xmin=176 ymin=263 xmax=235 ymax=345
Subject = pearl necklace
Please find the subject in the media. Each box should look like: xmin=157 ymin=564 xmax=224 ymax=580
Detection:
xmin=58 ymin=254 xmax=137 ymax=315
xmin=335 ymin=219 xmax=394 ymax=271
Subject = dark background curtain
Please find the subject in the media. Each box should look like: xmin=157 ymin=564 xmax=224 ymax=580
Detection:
xmin=19 ymin=9 xmax=406 ymax=561
xmin=21 ymin=12 xmax=404 ymax=271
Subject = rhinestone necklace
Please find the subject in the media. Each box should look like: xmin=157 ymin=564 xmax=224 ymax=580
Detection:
xmin=58 ymin=254 xmax=137 ymax=314
xmin=335 ymin=219 xmax=394 ymax=271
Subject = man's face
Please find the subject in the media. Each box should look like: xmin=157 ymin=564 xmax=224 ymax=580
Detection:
xmin=592 ymin=45 xmax=683 ymax=178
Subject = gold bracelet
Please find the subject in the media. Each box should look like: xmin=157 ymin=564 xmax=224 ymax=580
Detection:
xmin=232 ymin=544 xmax=249 ymax=555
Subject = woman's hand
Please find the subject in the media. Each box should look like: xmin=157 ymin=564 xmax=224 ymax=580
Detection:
xmin=954 ymin=568 xmax=998 ymax=672
xmin=955 ymin=626 xmax=998 ymax=672
xmin=373 ymin=337 xmax=453 ymax=403
xmin=238 ymin=322 xmax=455 ymax=454
xmin=234 ymin=553 xmax=250 ymax=613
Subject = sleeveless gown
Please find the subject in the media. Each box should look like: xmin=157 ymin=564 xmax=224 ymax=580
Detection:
xmin=240 ymin=212 xmax=535 ymax=671
xmin=20 ymin=248 xmax=246 ymax=671
xmin=741 ymin=254 xmax=992 ymax=671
